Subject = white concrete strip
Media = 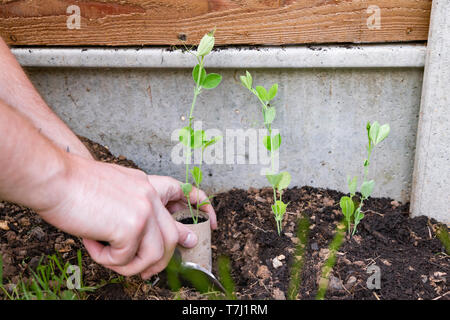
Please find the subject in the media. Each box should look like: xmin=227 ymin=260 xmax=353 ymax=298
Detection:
xmin=411 ymin=0 xmax=450 ymax=223
xmin=12 ymin=44 xmax=426 ymax=69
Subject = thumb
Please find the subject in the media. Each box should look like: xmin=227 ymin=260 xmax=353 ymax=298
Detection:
xmin=175 ymin=222 xmax=198 ymax=248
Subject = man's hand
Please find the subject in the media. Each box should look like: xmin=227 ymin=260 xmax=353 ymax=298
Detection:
xmin=38 ymin=155 xmax=207 ymax=279
xmin=148 ymin=175 xmax=217 ymax=230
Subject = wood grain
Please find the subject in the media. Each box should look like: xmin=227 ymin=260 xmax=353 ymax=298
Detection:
xmin=0 ymin=0 xmax=431 ymax=46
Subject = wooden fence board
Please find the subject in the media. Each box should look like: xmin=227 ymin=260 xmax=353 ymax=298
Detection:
xmin=0 ymin=0 xmax=431 ymax=46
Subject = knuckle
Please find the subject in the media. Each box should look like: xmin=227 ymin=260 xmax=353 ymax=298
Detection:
xmin=151 ymin=241 xmax=165 ymax=263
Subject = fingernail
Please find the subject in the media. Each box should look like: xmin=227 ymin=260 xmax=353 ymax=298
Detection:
xmin=183 ymin=232 xmax=197 ymax=248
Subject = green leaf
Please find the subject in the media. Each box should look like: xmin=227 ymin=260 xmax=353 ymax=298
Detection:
xmin=240 ymin=71 xmax=253 ymax=90
xmin=340 ymin=196 xmax=355 ymax=220
xmin=375 ymin=124 xmax=390 ymax=145
xmin=255 ymin=86 xmax=269 ymax=101
xmin=203 ymin=136 xmax=222 ymax=149
xmin=272 ymin=200 xmax=287 ymax=218
xmin=369 ymin=121 xmax=390 ymax=145
xmin=268 ymin=83 xmax=278 ymax=100
xmin=202 ymin=73 xmax=222 ymax=89
xmin=263 ymin=134 xmax=281 ymax=151
xmin=181 ymin=183 xmax=193 ymax=197
xmin=196 ymin=33 xmax=214 ymax=57
xmin=361 ymin=180 xmax=375 ymax=198
xmin=179 ymin=126 xmax=193 ymax=148
xmin=369 ymin=121 xmax=380 ymax=144
xmin=266 ymin=172 xmax=282 ymax=188
xmin=352 ymin=208 xmax=365 ymax=235
xmin=263 ymin=107 xmax=276 ymax=125
xmin=192 ymin=130 xmax=205 ymax=149
xmin=354 ymin=208 xmax=364 ymax=224
xmin=192 ymin=64 xmax=206 ymax=85
xmin=277 ymin=171 xmax=291 ymax=191
xmin=197 ymin=200 xmax=211 ymax=208
xmin=190 ymin=167 xmax=203 ymax=186
xmin=347 ymin=175 xmax=358 ymax=195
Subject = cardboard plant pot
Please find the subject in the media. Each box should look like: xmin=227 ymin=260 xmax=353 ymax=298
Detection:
xmin=173 ymin=209 xmax=212 ymax=272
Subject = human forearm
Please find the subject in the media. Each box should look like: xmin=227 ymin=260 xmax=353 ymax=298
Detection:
xmin=0 ymin=99 xmax=69 ymax=212
xmin=0 ymin=38 xmax=92 ymax=159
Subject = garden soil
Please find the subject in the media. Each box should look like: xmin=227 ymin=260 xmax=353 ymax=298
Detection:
xmin=0 ymin=137 xmax=448 ymax=300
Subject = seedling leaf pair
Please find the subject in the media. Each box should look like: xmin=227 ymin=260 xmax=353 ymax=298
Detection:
xmin=267 ymin=171 xmax=291 ymax=192
xmin=196 ymin=31 xmax=215 ymax=57
xmin=255 ymin=84 xmax=278 ymax=101
xmin=192 ymin=65 xmax=222 ymax=89
xmin=179 ymin=127 xmax=205 ymax=149
xmin=263 ymin=134 xmax=281 ymax=151
xmin=272 ymin=200 xmax=287 ymax=219
xmin=368 ymin=121 xmax=390 ymax=145
xmin=190 ymin=167 xmax=203 ymax=186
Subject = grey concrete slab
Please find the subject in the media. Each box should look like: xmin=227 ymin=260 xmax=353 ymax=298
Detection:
xmin=411 ymin=0 xmax=450 ymax=223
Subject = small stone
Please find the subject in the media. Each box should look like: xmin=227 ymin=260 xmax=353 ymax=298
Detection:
xmin=254 ymin=195 xmax=266 ymax=203
xmin=284 ymin=232 xmax=293 ymax=238
xmin=256 ymin=265 xmax=271 ymax=280
xmin=291 ymin=237 xmax=299 ymax=244
xmin=346 ymin=276 xmax=357 ymax=287
xmin=328 ymin=275 xmax=345 ymax=292
xmin=381 ymin=259 xmax=392 ymax=266
xmin=319 ymin=248 xmax=330 ymax=260
xmin=311 ymin=242 xmax=319 ymax=251
xmin=272 ymin=257 xmax=283 ymax=269
xmin=391 ymin=200 xmax=400 ymax=207
xmin=323 ymin=197 xmax=335 ymax=207
xmin=0 ymin=220 xmax=9 ymax=231
xmin=118 ymin=155 xmax=126 ymax=161
xmin=273 ymin=288 xmax=286 ymax=300
xmin=277 ymin=254 xmax=286 ymax=261
xmin=30 ymin=226 xmax=46 ymax=241
xmin=421 ymin=275 xmax=428 ymax=283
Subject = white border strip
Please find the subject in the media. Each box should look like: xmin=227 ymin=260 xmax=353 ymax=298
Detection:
xmin=12 ymin=44 xmax=426 ymax=69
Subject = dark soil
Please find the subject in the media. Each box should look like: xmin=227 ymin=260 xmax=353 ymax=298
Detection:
xmin=0 ymin=138 xmax=448 ymax=300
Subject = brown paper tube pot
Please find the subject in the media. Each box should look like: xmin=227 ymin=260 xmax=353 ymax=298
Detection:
xmin=172 ymin=209 xmax=212 ymax=272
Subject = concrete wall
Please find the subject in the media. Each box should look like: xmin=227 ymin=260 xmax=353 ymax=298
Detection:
xmin=411 ymin=0 xmax=450 ymax=223
xmin=24 ymin=66 xmax=422 ymax=203
xmin=17 ymin=45 xmax=425 ymax=203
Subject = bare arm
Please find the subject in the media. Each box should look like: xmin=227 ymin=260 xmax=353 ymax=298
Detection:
xmin=0 ymin=38 xmax=93 ymax=159
xmin=0 ymin=98 xmax=202 ymax=278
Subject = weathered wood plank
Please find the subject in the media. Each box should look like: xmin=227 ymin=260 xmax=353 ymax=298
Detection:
xmin=0 ymin=0 xmax=431 ymax=46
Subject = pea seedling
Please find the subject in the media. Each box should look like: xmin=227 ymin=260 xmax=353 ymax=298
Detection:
xmin=340 ymin=121 xmax=390 ymax=236
xmin=240 ymin=71 xmax=291 ymax=235
xmin=179 ymin=30 xmax=222 ymax=224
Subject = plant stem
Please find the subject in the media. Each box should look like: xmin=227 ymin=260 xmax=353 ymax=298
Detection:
xmin=254 ymin=94 xmax=282 ymax=234
xmin=184 ymin=57 xmax=204 ymax=222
